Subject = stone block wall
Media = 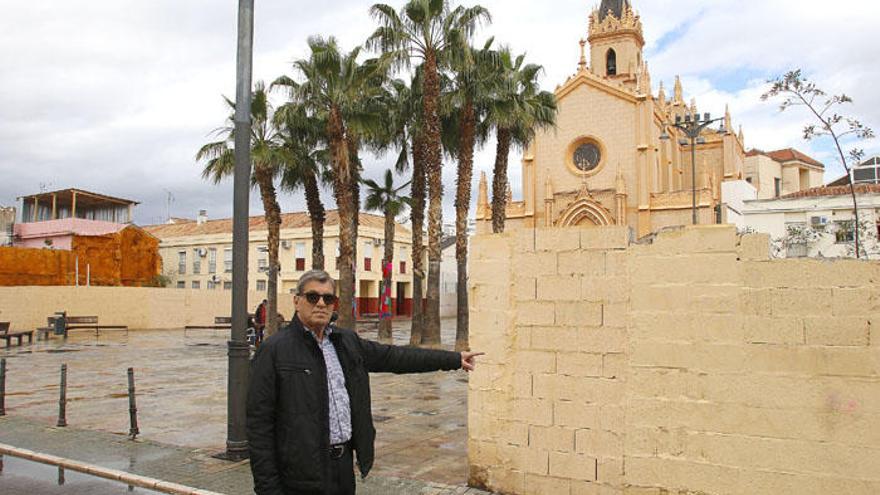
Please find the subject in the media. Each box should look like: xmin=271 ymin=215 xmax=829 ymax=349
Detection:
xmin=0 ymin=286 xmax=295 ymax=331
xmin=468 ymin=225 xmax=880 ymax=495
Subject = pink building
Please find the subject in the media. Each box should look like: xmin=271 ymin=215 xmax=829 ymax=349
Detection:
xmin=15 ymin=188 xmax=138 ymax=249
xmin=14 ymin=218 xmax=127 ymax=249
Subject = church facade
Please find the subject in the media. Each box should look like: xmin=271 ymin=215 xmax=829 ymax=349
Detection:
xmin=475 ymin=0 xmax=747 ymax=238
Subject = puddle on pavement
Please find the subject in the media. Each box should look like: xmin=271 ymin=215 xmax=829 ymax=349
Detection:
xmin=44 ymin=349 xmax=82 ymax=354
xmin=0 ymin=455 xmax=164 ymax=494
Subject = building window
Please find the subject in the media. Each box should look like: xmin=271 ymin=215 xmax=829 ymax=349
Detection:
xmin=364 ymin=242 xmax=373 ymax=271
xmin=176 ymin=281 xmax=185 ymax=289
xmin=606 ymin=48 xmax=617 ymax=76
xmin=191 ymin=280 xmax=200 ymax=289
xmin=178 ymin=251 xmax=186 ymax=275
xmin=224 ymin=248 xmax=233 ymax=273
xmin=399 ymin=247 xmax=407 ymax=273
xmin=192 ymin=249 xmax=202 ymax=275
xmin=257 ymin=258 xmax=268 ymax=272
xmin=256 ymin=280 xmax=266 ymax=291
xmin=207 ymin=280 xmax=215 ymax=290
xmin=295 ymin=242 xmax=306 ymax=271
xmin=208 ymin=248 xmax=217 ymax=273
xmin=774 ymin=178 xmax=782 ymax=197
xmin=835 ymin=220 xmax=855 ymax=243
xmin=223 ymin=281 xmax=232 ymax=290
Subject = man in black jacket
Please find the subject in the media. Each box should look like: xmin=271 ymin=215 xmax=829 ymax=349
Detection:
xmin=247 ymin=269 xmax=482 ymax=495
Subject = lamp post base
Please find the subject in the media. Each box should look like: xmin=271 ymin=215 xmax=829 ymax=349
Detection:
xmin=214 ymin=441 xmax=250 ymax=461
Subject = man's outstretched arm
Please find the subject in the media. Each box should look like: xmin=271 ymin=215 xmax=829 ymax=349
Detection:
xmin=357 ymin=335 xmax=483 ymax=374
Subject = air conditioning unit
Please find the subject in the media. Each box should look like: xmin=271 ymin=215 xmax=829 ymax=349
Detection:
xmin=197 ymin=248 xmax=208 ymax=257
xmin=372 ymin=239 xmax=383 ymax=247
xmin=810 ymin=216 xmax=828 ymax=227
xmin=257 ymin=246 xmax=269 ymax=253
xmin=281 ymin=240 xmax=291 ymax=250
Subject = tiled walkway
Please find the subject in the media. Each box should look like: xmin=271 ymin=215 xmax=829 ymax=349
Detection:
xmin=0 ymin=318 xmax=491 ymax=493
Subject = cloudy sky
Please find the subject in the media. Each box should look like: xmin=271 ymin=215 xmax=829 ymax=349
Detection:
xmin=1 ymin=0 xmax=878 ymax=226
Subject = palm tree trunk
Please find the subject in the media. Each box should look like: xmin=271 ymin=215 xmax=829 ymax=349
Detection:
xmin=304 ymin=170 xmax=325 ymax=270
xmin=492 ymin=127 xmax=512 ymax=234
xmin=328 ymin=108 xmax=355 ymax=331
xmin=454 ymin=99 xmax=476 ymax=351
xmin=378 ymin=209 xmax=395 ymax=343
xmin=409 ymin=131 xmax=426 ymax=346
xmin=421 ymin=50 xmax=443 ymax=348
xmin=254 ymin=165 xmax=281 ymax=335
xmin=348 ymin=139 xmax=361 ymax=324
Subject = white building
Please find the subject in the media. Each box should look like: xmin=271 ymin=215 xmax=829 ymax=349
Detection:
xmin=741 ymin=184 xmax=880 ymax=258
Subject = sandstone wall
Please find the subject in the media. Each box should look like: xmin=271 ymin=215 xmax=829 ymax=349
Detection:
xmin=0 ymin=286 xmax=294 ymax=331
xmin=468 ymin=225 xmax=880 ymax=495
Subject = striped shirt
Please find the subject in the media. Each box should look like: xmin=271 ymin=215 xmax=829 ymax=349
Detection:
xmin=306 ymin=326 xmax=352 ymax=445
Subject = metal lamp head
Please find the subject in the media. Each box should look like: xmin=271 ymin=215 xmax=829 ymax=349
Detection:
xmin=678 ymin=138 xmax=689 ymax=146
xmin=696 ymin=137 xmax=707 ymax=145
xmin=659 ymin=129 xmax=670 ymax=141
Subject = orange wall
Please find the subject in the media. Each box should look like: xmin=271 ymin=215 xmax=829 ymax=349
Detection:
xmin=0 ymin=246 xmax=72 ymax=286
xmin=0 ymin=227 xmax=161 ymax=287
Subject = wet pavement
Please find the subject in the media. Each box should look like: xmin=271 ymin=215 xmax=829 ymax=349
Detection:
xmin=0 ymin=318 xmax=485 ymax=493
xmin=0 ymin=455 xmax=164 ymax=494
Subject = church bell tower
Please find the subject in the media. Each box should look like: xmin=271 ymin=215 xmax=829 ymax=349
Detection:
xmin=588 ymin=0 xmax=644 ymax=82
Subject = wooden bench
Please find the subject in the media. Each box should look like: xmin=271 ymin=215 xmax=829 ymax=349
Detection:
xmin=184 ymin=314 xmax=275 ymax=334
xmin=356 ymin=313 xmax=381 ymax=330
xmin=63 ymin=316 xmax=128 ymax=336
xmin=0 ymin=322 xmax=34 ymax=347
xmin=36 ymin=316 xmax=57 ymax=341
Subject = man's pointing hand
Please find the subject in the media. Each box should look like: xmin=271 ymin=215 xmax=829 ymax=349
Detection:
xmin=460 ymin=351 xmax=485 ymax=372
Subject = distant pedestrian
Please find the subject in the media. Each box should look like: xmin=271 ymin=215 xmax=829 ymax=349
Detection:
xmin=254 ymin=299 xmax=267 ymax=345
xmin=247 ymin=269 xmax=483 ymax=495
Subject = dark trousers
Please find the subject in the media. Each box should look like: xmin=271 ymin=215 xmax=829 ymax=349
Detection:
xmin=298 ymin=445 xmax=355 ymax=495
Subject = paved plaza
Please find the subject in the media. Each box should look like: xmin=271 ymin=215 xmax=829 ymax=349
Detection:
xmin=0 ymin=318 xmax=490 ymax=494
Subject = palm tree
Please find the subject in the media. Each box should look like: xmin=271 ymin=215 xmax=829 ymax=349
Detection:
xmin=487 ymin=49 xmax=557 ymax=233
xmin=274 ymin=101 xmax=328 ymax=269
xmin=275 ymin=36 xmax=388 ymax=330
xmin=443 ymin=39 xmax=498 ymax=351
xmin=369 ymin=0 xmax=490 ymax=347
xmin=197 ymin=82 xmax=285 ymax=335
xmin=362 ymin=170 xmax=411 ymax=344
xmin=376 ymin=74 xmax=427 ymax=345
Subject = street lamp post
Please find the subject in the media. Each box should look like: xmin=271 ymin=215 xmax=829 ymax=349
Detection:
xmin=660 ymin=112 xmax=726 ymax=225
xmin=224 ymin=0 xmax=254 ymax=462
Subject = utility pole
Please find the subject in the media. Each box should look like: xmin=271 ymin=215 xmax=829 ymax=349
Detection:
xmin=224 ymin=0 xmax=254 ymax=461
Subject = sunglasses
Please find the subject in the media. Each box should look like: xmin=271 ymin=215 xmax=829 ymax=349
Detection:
xmin=300 ymin=292 xmax=338 ymax=306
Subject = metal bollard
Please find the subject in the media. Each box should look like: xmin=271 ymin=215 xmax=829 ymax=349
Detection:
xmin=0 ymin=358 xmax=6 ymax=416
xmin=57 ymin=364 xmax=67 ymax=427
xmin=127 ymin=367 xmax=139 ymax=440
xmin=58 ymin=466 xmax=65 ymax=485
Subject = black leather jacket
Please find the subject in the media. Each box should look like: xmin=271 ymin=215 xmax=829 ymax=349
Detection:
xmin=247 ymin=316 xmax=461 ymax=494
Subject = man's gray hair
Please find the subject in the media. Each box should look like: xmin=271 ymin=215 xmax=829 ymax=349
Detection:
xmin=296 ymin=269 xmax=336 ymax=294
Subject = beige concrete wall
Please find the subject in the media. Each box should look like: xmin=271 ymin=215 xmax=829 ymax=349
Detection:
xmin=0 ymin=286 xmax=295 ymax=331
xmin=468 ymin=225 xmax=880 ymax=495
